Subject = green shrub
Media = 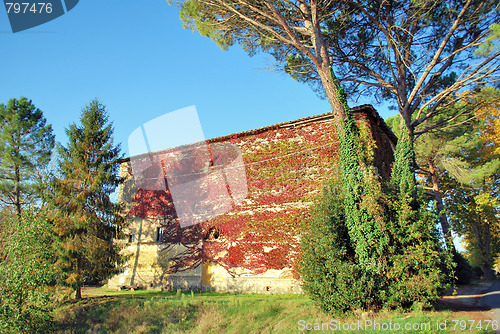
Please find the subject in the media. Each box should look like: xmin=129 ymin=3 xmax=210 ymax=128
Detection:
xmin=0 ymin=210 xmax=58 ymax=333
xmin=300 ymin=179 xmax=382 ymax=314
xmin=301 ymin=111 xmax=452 ymax=314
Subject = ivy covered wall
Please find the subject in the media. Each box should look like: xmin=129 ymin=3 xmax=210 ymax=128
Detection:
xmin=109 ymin=105 xmax=396 ymax=292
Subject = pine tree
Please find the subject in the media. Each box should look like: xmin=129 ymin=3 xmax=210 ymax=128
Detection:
xmin=443 ymin=89 xmax=500 ymax=281
xmin=52 ymin=99 xmax=124 ymax=299
xmin=0 ymin=97 xmax=55 ymax=217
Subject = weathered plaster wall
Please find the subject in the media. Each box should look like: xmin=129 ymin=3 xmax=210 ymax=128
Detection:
xmin=108 ymin=218 xmax=203 ymax=290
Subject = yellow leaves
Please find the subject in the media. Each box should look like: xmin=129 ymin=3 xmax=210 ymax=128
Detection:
xmin=482 ymin=113 xmax=500 ymax=155
xmin=65 ymin=273 xmax=80 ymax=284
xmin=495 ymin=255 xmax=500 ymax=273
xmin=474 ymin=192 xmax=499 ymax=209
xmin=462 ymin=87 xmax=500 ymax=155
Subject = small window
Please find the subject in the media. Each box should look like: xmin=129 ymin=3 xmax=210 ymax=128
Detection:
xmin=204 ymin=226 xmax=220 ymax=240
xmin=128 ymin=229 xmax=136 ymax=243
xmin=156 ymin=226 xmax=167 ymax=243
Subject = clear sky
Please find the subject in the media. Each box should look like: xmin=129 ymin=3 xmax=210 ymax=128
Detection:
xmin=0 ymin=0 xmax=396 ymax=157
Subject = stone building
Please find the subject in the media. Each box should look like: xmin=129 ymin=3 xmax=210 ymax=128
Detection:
xmin=107 ymin=105 xmax=397 ymax=293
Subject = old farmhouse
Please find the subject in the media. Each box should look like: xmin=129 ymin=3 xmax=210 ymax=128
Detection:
xmin=107 ymin=105 xmax=397 ymax=293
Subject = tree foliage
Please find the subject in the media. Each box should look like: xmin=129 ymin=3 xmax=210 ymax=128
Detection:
xmin=179 ymin=0 xmax=351 ymax=122
xmin=0 ymin=97 xmax=55 ymax=217
xmin=179 ymin=0 xmax=500 ymax=137
xmin=442 ymin=89 xmax=500 ymax=280
xmin=301 ymin=83 xmax=451 ymax=313
xmin=301 ymin=131 xmax=451 ymax=312
xmin=472 ymin=86 xmax=500 ymax=155
xmin=388 ymin=87 xmax=500 ymax=281
xmin=300 ymin=176 xmax=380 ymax=314
xmin=177 ymin=0 xmax=486 ymax=311
xmin=446 ymin=174 xmax=500 ymax=280
xmin=51 ymin=99 xmax=124 ymax=299
xmin=387 ymin=100 xmax=475 ymax=254
xmin=0 ymin=210 xmax=57 ymax=334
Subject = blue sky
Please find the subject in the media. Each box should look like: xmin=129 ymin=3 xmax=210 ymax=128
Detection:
xmin=0 ymin=0 xmax=396 ymax=157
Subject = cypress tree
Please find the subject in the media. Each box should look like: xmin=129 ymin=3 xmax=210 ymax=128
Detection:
xmin=52 ymin=99 xmax=124 ymax=299
xmin=384 ymin=131 xmax=452 ymax=308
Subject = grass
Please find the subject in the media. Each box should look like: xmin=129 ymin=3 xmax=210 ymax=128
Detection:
xmin=52 ymin=288 xmax=496 ymax=333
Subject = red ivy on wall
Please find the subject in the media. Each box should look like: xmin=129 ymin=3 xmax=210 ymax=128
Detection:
xmin=127 ymin=120 xmax=339 ymax=278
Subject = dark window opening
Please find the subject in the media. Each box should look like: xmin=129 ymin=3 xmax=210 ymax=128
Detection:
xmin=204 ymin=226 xmax=220 ymax=240
xmin=157 ymin=226 xmax=167 ymax=242
xmin=128 ymin=229 xmax=136 ymax=243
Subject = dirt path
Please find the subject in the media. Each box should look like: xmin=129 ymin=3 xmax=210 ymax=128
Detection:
xmin=478 ymin=282 xmax=500 ymax=334
xmin=438 ymin=282 xmax=493 ymax=311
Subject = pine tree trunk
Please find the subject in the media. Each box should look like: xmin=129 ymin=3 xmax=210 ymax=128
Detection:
xmin=428 ymin=159 xmax=455 ymax=253
xmin=14 ymin=165 xmax=21 ymax=219
xmin=317 ymin=67 xmax=347 ymax=122
xmin=298 ymin=2 xmax=347 ymax=125
xmin=75 ymin=259 xmax=82 ymax=299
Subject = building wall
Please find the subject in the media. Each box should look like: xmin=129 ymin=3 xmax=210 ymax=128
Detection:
xmin=108 ymin=105 xmax=396 ymax=293
xmin=108 ymin=218 xmax=203 ymax=290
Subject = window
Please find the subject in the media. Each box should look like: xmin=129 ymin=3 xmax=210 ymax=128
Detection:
xmin=156 ymin=226 xmax=167 ymax=243
xmin=204 ymin=226 xmax=220 ymax=240
xmin=128 ymin=229 xmax=136 ymax=243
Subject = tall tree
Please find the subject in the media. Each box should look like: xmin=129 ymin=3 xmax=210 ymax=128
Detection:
xmin=387 ymin=87 xmax=499 ymax=244
xmin=446 ymin=175 xmax=500 ymax=281
xmin=388 ymin=87 xmax=500 ymax=281
xmin=386 ymin=106 xmax=472 ymax=253
xmin=0 ymin=97 xmax=55 ymax=217
xmin=52 ymin=99 xmax=124 ymax=299
xmin=179 ymin=0 xmax=500 ymax=138
xmin=443 ymin=88 xmax=500 ymax=280
xmin=177 ymin=0 xmax=497 ymax=310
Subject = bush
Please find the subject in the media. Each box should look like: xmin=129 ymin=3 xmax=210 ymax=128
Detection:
xmin=301 ymin=119 xmax=452 ymax=314
xmin=300 ymin=180 xmax=382 ymax=314
xmin=0 ymin=210 xmax=57 ymax=333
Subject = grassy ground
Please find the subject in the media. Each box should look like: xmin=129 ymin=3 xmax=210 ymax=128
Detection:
xmin=52 ymin=286 xmax=496 ymax=334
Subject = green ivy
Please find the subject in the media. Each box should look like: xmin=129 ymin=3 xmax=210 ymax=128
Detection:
xmin=301 ymin=69 xmax=452 ymax=314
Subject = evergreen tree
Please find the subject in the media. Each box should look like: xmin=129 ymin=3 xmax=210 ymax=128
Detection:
xmin=385 ymin=131 xmax=451 ymax=308
xmin=0 ymin=97 xmax=55 ymax=217
xmin=300 ymin=175 xmax=381 ymax=314
xmin=442 ymin=89 xmax=500 ymax=280
xmin=301 ymin=74 xmax=451 ymax=313
xmin=387 ymin=87 xmax=500 ymax=283
xmin=52 ymin=99 xmax=124 ymax=299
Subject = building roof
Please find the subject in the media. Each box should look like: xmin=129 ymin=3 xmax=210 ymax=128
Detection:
xmin=120 ymin=104 xmax=397 ymax=163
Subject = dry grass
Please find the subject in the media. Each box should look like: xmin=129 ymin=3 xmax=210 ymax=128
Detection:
xmin=52 ymin=285 xmax=496 ymax=333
